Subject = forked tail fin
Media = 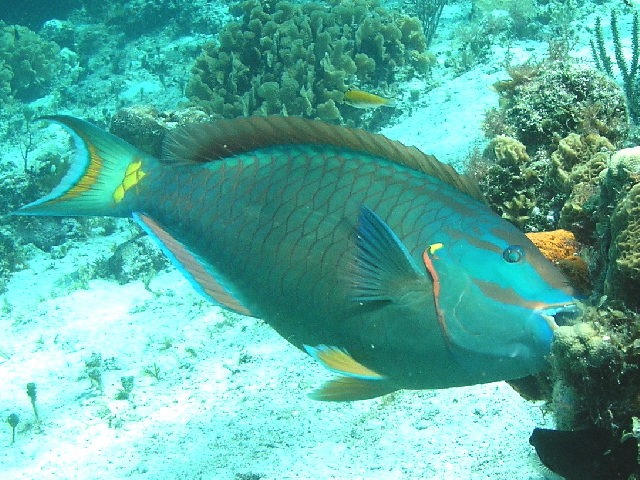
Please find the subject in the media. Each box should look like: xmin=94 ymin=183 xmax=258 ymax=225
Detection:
xmin=12 ymin=115 xmax=153 ymax=217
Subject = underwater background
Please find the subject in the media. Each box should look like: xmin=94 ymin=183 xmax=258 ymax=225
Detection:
xmin=3 ymin=0 xmax=640 ymax=478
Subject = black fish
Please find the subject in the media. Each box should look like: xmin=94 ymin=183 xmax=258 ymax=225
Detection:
xmin=530 ymin=427 xmax=639 ymax=480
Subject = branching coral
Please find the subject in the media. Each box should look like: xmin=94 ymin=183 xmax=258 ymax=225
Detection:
xmin=591 ymin=10 xmax=640 ymax=122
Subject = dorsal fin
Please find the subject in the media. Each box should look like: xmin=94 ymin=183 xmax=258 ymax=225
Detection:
xmin=163 ymin=116 xmax=486 ymax=203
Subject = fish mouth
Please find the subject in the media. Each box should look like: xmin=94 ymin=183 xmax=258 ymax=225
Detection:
xmin=539 ymin=302 xmax=581 ymax=331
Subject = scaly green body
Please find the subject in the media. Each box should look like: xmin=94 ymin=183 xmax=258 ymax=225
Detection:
xmin=16 ymin=116 xmax=576 ymax=400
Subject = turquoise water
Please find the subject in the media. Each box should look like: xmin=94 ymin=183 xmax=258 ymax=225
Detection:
xmin=1 ymin=1 xmax=639 ymax=479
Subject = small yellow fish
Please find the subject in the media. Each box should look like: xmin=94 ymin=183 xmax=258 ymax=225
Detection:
xmin=343 ymin=90 xmax=396 ymax=109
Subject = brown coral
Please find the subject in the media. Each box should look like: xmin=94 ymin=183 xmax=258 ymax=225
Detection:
xmin=0 ymin=22 xmax=62 ymax=101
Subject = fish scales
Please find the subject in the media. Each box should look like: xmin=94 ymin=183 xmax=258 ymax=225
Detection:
xmin=147 ymin=145 xmax=441 ymax=331
xmin=15 ymin=115 xmax=576 ymax=401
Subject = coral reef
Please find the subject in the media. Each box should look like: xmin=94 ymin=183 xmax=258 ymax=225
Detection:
xmin=604 ymin=181 xmax=640 ymax=311
xmin=550 ymin=321 xmax=624 ymax=431
xmin=0 ymin=22 xmax=62 ymax=101
xmin=472 ymin=135 xmax=553 ymax=230
xmin=478 ymin=57 xmax=640 ymax=447
xmin=0 ymin=148 xmax=79 ymax=288
xmin=81 ymin=0 xmax=223 ymax=38
xmin=485 ymin=60 xmax=629 ymax=153
xmin=554 ymin=133 xmax=614 ymax=242
xmin=185 ymin=0 xmax=431 ymax=125
xmin=473 ymin=136 xmax=531 ymax=227
xmin=110 ymin=106 xmax=169 ymax=158
xmin=109 ymin=105 xmax=211 ymax=157
xmin=476 ymin=86 xmax=620 ymax=236
xmin=547 ymin=305 xmax=640 ymax=440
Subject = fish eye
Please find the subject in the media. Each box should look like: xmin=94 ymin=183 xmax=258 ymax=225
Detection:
xmin=503 ymin=245 xmax=525 ymax=263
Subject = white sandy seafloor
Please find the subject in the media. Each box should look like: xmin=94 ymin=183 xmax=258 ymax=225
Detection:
xmin=0 ymin=1 xmax=627 ymax=479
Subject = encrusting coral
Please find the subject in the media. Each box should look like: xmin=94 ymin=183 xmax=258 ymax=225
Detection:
xmin=525 ymin=229 xmax=590 ymax=294
xmin=185 ymin=0 xmax=431 ymax=125
xmin=525 ymin=229 xmax=578 ymax=262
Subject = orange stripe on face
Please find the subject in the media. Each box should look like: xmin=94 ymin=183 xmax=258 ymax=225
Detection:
xmin=473 ymin=278 xmax=572 ymax=313
xmin=423 ymin=245 xmax=452 ymax=347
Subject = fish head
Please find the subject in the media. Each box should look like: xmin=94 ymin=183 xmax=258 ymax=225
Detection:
xmin=425 ymin=221 xmax=578 ymax=381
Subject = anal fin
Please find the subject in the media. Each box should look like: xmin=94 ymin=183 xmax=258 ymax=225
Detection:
xmin=308 ymin=376 xmax=397 ymax=401
xmin=133 ymin=212 xmax=254 ymax=317
xmin=304 ymin=344 xmax=385 ymax=379
xmin=304 ymin=344 xmax=396 ymax=401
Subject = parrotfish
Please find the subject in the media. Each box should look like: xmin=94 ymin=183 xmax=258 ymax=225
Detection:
xmin=342 ymin=90 xmax=396 ymax=109
xmin=14 ymin=115 xmax=576 ymax=401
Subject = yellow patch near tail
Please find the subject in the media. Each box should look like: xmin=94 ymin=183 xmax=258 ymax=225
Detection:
xmin=13 ymin=115 xmax=155 ymax=217
xmin=113 ymin=160 xmax=146 ymax=204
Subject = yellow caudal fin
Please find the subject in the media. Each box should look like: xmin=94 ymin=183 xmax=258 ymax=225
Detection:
xmin=13 ymin=116 xmax=153 ymax=217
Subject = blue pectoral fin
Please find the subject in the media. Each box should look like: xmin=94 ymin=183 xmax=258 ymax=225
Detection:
xmin=133 ymin=212 xmax=255 ymax=317
xmin=304 ymin=344 xmax=396 ymax=401
xmin=349 ymin=204 xmax=425 ymax=302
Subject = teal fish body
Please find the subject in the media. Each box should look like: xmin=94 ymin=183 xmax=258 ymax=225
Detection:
xmin=15 ymin=116 xmax=576 ymax=401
